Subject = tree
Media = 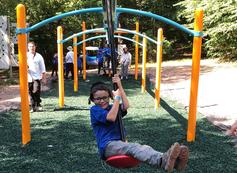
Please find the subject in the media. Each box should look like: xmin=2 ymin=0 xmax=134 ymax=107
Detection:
xmin=176 ymin=0 xmax=237 ymax=61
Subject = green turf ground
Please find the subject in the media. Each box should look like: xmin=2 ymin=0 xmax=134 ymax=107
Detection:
xmin=0 ymin=75 xmax=236 ymax=173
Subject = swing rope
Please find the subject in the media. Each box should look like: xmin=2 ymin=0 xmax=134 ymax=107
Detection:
xmin=102 ymin=0 xmax=140 ymax=169
xmin=102 ymin=0 xmax=125 ymax=141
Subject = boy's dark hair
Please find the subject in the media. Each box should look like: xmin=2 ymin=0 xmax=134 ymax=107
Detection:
xmin=88 ymin=82 xmax=113 ymax=104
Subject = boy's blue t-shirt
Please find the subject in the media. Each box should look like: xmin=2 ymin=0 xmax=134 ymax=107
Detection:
xmin=96 ymin=49 xmax=104 ymax=64
xmin=90 ymin=104 xmax=127 ymax=159
xmin=103 ymin=48 xmax=111 ymax=58
xmin=77 ymin=56 xmax=82 ymax=68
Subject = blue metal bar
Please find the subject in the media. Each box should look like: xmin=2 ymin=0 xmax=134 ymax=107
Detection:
xmin=75 ymin=34 xmax=143 ymax=47
xmin=117 ymin=8 xmax=203 ymax=37
xmin=16 ymin=7 xmax=103 ymax=34
xmin=16 ymin=6 xmax=203 ymax=37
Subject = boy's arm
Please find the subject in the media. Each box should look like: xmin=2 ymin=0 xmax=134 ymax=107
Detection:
xmin=106 ymin=89 xmax=121 ymax=122
xmin=112 ymin=74 xmax=129 ymax=110
xmin=106 ymin=97 xmax=120 ymax=122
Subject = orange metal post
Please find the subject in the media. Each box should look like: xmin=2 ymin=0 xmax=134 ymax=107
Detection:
xmin=135 ymin=22 xmax=139 ymax=80
xmin=155 ymin=28 xmax=163 ymax=110
xmin=57 ymin=26 xmax=64 ymax=107
xmin=16 ymin=4 xmax=31 ymax=145
xmin=187 ymin=9 xmax=204 ymax=142
xmin=82 ymin=21 xmax=86 ymax=80
xmin=141 ymin=36 xmax=147 ymax=93
xmin=73 ymin=37 xmax=78 ymax=92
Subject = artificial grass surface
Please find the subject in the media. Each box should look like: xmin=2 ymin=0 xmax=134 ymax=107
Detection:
xmin=0 ymin=74 xmax=236 ymax=173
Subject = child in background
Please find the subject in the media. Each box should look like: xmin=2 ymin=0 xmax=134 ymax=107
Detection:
xmin=77 ymin=54 xmax=83 ymax=75
xmin=51 ymin=52 xmax=58 ymax=78
xmin=89 ymin=74 xmax=189 ymax=172
xmin=97 ymin=47 xmax=106 ymax=75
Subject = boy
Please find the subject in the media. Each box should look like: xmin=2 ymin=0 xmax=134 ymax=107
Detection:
xmin=89 ymin=74 xmax=189 ymax=172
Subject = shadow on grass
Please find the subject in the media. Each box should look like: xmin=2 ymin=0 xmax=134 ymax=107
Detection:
xmin=1 ymin=75 xmax=236 ymax=172
xmin=146 ymin=78 xmax=188 ymax=132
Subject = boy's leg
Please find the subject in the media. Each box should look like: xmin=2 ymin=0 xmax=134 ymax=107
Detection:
xmin=71 ymin=64 xmax=74 ymax=79
xmin=51 ymin=69 xmax=54 ymax=77
xmin=28 ymin=82 xmax=35 ymax=111
xmin=98 ymin=64 xmax=101 ymax=74
xmin=121 ymin=64 xmax=125 ymax=78
xmin=104 ymin=141 xmax=162 ymax=167
xmin=65 ymin=63 xmax=69 ymax=78
xmin=124 ymin=64 xmax=129 ymax=79
xmin=55 ymin=65 xmax=58 ymax=77
xmin=105 ymin=141 xmax=180 ymax=172
xmin=33 ymin=80 xmax=42 ymax=110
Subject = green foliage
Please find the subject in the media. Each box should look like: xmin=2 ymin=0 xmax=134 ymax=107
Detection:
xmin=175 ymin=0 xmax=237 ymax=61
xmin=163 ymin=39 xmax=176 ymax=60
xmin=0 ymin=0 xmax=19 ymax=19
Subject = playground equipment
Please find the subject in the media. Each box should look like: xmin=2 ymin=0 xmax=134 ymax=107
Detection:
xmin=59 ymin=25 xmax=155 ymax=108
xmin=0 ymin=16 xmax=19 ymax=73
xmin=0 ymin=16 xmax=11 ymax=70
xmin=16 ymin=0 xmax=203 ymax=147
xmin=67 ymin=28 xmax=162 ymax=110
xmin=155 ymin=29 xmax=163 ymax=109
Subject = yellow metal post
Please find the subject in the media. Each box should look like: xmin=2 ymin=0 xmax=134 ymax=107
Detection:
xmin=135 ymin=22 xmax=139 ymax=80
xmin=73 ymin=37 xmax=78 ymax=92
xmin=141 ymin=36 xmax=147 ymax=93
xmin=16 ymin=4 xmax=31 ymax=145
xmin=57 ymin=26 xmax=64 ymax=108
xmin=155 ymin=28 xmax=163 ymax=110
xmin=82 ymin=21 xmax=86 ymax=80
xmin=187 ymin=9 xmax=204 ymax=142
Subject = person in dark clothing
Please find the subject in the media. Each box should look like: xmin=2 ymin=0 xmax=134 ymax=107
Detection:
xmin=78 ymin=54 xmax=83 ymax=75
xmin=51 ymin=52 xmax=58 ymax=78
xmin=97 ymin=47 xmax=106 ymax=75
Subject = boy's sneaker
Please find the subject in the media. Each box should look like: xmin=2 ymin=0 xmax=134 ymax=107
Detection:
xmin=174 ymin=145 xmax=189 ymax=171
xmin=38 ymin=104 xmax=43 ymax=111
xmin=161 ymin=142 xmax=180 ymax=173
xmin=30 ymin=106 xmax=38 ymax=113
xmin=29 ymin=108 xmax=34 ymax=113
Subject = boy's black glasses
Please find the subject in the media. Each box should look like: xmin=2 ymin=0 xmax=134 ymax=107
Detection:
xmin=93 ymin=96 xmax=110 ymax=101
